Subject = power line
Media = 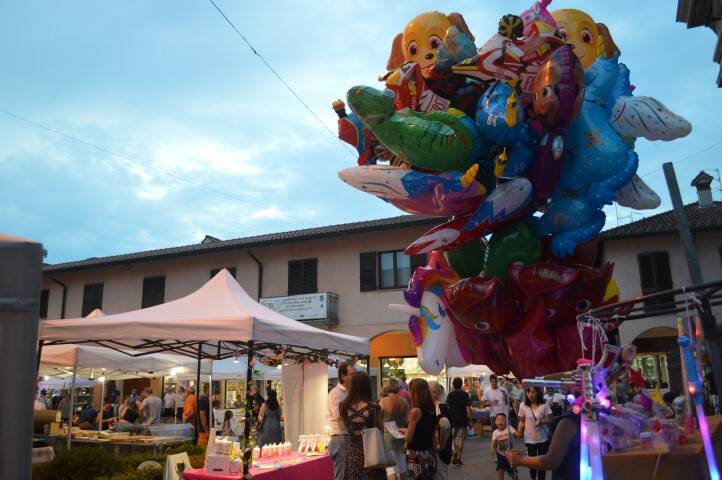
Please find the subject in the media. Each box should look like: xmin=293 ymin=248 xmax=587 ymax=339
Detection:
xmin=207 ymin=0 xmax=355 ymax=159
xmin=639 ymin=139 xmax=722 ymax=178
xmin=0 ymin=108 xmax=320 ymax=228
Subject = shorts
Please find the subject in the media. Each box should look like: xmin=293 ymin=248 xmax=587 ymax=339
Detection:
xmin=496 ymin=452 xmax=514 ymax=474
xmin=385 ymin=447 xmax=407 ymax=475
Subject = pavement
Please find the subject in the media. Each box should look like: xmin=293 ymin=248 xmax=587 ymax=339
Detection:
xmin=449 ymin=433 xmax=530 ymax=480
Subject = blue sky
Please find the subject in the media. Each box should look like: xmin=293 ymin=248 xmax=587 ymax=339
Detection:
xmin=1 ymin=0 xmax=720 ymax=264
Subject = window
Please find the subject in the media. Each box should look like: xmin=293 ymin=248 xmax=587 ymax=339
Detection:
xmin=211 ymin=267 xmax=236 ymax=279
xmin=81 ymin=283 xmax=104 ymax=317
xmin=141 ymin=276 xmax=165 ymax=308
xmin=638 ymin=252 xmax=674 ymax=313
xmin=360 ymin=251 xmax=427 ymax=291
xmin=39 ymin=289 xmax=49 ymax=319
xmin=288 ymin=259 xmax=317 ymax=295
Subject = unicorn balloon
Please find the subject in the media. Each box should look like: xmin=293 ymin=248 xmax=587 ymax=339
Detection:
xmin=389 ymin=252 xmax=467 ymax=374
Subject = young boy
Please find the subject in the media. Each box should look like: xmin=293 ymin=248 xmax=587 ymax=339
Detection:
xmin=491 ymin=412 xmax=522 ymax=479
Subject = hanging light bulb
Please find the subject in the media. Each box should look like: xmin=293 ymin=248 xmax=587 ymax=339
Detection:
xmin=90 ymin=369 xmax=94 ymax=380
xmin=383 ymin=361 xmax=390 ymax=368
xmin=43 ymin=375 xmax=49 ymax=381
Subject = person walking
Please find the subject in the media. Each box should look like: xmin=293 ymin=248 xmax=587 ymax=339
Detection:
xmin=379 ymin=379 xmax=409 ymax=480
xmin=403 ymin=378 xmax=437 ymax=480
xmin=257 ymin=390 xmax=283 ymax=447
xmin=428 ymin=381 xmax=452 ymax=480
xmin=482 ymin=374 xmax=509 ymax=418
xmin=197 ymin=384 xmax=211 ymax=447
xmin=327 ymin=361 xmax=356 ymax=480
xmin=446 ymin=377 xmax=471 ymax=466
xmin=183 ymin=386 xmax=197 ymax=425
xmin=340 ymin=371 xmax=386 ymax=480
xmin=517 ymin=387 xmax=553 ymax=480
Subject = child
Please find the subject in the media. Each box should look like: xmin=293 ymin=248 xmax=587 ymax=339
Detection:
xmin=222 ymin=410 xmax=235 ymax=436
xmin=491 ymin=413 xmax=522 ymax=479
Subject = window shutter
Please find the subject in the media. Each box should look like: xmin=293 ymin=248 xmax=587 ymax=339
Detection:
xmin=288 ymin=261 xmax=303 ymax=295
xmin=288 ymin=259 xmax=317 ymax=295
xmin=304 ymin=259 xmax=318 ymax=294
xmin=360 ymin=252 xmax=377 ymax=292
xmin=410 ymin=253 xmax=428 ymax=272
xmin=142 ymin=276 xmax=165 ymax=308
xmin=82 ymin=283 xmax=104 ymax=317
xmin=653 ymin=252 xmax=673 ymax=291
xmin=39 ymin=289 xmax=49 ymax=319
xmin=638 ymin=253 xmax=655 ymax=294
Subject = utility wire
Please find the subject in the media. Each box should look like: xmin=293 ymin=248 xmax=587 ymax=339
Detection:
xmin=207 ymin=0 xmax=356 ymax=158
xmin=639 ymin=139 xmax=722 ymax=178
xmin=0 ymin=108 xmax=320 ymax=228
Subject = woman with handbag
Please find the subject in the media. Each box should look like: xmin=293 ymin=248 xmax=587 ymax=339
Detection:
xmin=517 ymin=387 xmax=553 ymax=480
xmin=402 ymin=378 xmax=437 ymax=480
xmin=340 ymin=371 xmax=387 ymax=480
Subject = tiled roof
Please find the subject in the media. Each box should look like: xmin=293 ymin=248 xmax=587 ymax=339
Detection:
xmin=601 ymin=201 xmax=722 ymax=239
xmin=44 ymin=215 xmax=439 ymax=273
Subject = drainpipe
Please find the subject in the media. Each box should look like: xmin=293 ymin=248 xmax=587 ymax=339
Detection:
xmin=49 ymin=273 xmax=67 ymax=319
xmin=247 ymin=249 xmax=263 ymax=299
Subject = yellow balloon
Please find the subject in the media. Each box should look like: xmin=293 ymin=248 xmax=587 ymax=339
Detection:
xmin=402 ymin=12 xmax=452 ymax=73
xmin=604 ymin=278 xmax=620 ymax=303
xmin=551 ymin=9 xmax=601 ymax=70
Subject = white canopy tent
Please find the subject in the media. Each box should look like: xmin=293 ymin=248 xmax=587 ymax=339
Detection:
xmin=39 ymin=270 xmax=369 ymax=359
xmin=39 ymin=270 xmax=369 ymax=470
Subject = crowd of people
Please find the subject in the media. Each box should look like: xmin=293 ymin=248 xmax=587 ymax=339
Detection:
xmin=327 ymin=366 xmax=584 ymax=480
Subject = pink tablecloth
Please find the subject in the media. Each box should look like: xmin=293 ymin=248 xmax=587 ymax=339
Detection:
xmin=182 ymin=453 xmax=333 ymax=480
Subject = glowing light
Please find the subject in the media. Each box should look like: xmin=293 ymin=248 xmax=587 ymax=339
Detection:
xmin=97 ymin=376 xmax=106 ymax=383
xmin=689 ymin=385 xmax=697 ymax=395
xmin=169 ymin=366 xmax=185 ymax=376
xmin=566 ymin=394 xmax=576 ymax=403
xmin=43 ymin=376 xmax=49 ymax=381
xmin=233 ymin=357 xmax=240 ymax=364
xmin=695 ymin=403 xmax=721 ymax=480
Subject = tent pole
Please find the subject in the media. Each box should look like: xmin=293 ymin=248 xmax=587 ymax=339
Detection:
xmin=365 ymin=355 xmax=370 ymax=374
xmin=67 ymin=358 xmax=77 ymax=451
xmin=243 ymin=341 xmax=255 ymax=479
xmin=195 ymin=343 xmax=202 ymax=445
xmin=174 ymin=375 xmax=179 ymax=425
xmin=36 ymin=339 xmax=44 ymax=381
xmin=209 ymin=373 xmax=213 ymax=432
xmin=98 ymin=378 xmax=105 ymax=433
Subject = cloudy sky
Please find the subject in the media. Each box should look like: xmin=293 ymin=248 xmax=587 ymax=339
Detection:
xmin=2 ymin=0 xmax=721 ymax=264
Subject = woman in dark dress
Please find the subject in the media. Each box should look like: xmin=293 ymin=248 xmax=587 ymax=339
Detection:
xmin=507 ymin=412 xmax=581 ymax=480
xmin=339 ymin=371 xmax=387 ymax=480
xmin=403 ymin=378 xmax=437 ymax=480
xmin=256 ymin=390 xmax=283 ymax=447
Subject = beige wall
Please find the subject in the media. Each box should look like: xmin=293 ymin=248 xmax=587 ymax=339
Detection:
xmin=603 ymin=230 xmax=722 ymax=344
xmin=42 ymin=224 xmax=433 ymax=342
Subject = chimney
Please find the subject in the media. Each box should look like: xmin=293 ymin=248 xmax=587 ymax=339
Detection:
xmin=691 ymin=170 xmax=714 ymax=207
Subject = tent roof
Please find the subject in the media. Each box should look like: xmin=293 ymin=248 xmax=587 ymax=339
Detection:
xmin=40 ymin=270 xmax=369 ymax=359
xmin=39 ymin=344 xmax=211 ymax=379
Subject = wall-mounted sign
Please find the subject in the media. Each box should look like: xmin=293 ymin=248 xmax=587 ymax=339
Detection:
xmin=260 ymin=292 xmax=338 ymax=322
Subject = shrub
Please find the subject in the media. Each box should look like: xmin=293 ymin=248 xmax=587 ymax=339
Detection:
xmin=32 ymin=448 xmax=123 ymax=480
xmin=97 ymin=469 xmax=163 ymax=480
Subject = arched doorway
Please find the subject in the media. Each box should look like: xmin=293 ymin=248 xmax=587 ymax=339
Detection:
xmin=631 ymin=326 xmax=679 ymax=393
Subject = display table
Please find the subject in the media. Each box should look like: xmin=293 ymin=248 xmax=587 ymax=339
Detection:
xmin=602 ymin=416 xmax=722 ymax=480
xmin=183 ymin=453 xmax=333 ymax=480
xmin=43 ymin=434 xmax=191 ymax=456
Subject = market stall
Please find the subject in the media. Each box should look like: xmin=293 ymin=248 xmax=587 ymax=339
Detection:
xmin=37 ymin=343 xmax=211 ymax=451
xmin=39 ymin=269 xmax=370 ymax=476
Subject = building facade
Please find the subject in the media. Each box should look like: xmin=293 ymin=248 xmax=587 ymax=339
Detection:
xmin=40 ymin=185 xmax=722 ymax=397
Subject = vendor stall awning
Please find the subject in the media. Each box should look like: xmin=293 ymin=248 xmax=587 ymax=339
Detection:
xmin=40 ymin=269 xmax=369 ymax=359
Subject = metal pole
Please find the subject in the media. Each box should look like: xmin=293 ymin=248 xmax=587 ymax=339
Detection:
xmin=36 ymin=340 xmax=44 ymax=381
xmin=67 ymin=359 xmax=77 ymax=451
xmin=663 ymin=162 xmax=722 ymax=400
xmin=243 ymin=341 xmax=255 ymax=479
xmin=174 ymin=374 xmax=179 ymax=425
xmin=98 ymin=378 xmax=106 ymax=433
xmin=209 ymin=373 xmax=213 ymax=433
xmin=195 ymin=343 xmax=202 ymax=444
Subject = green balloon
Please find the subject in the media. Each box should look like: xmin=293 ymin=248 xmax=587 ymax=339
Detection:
xmin=445 ymin=240 xmax=486 ymax=278
xmin=484 ymin=220 xmax=541 ymax=283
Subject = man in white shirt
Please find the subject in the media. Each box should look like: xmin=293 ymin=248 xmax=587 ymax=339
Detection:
xmin=327 ymin=362 xmax=355 ymax=480
xmin=481 ymin=374 xmax=509 ymax=418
